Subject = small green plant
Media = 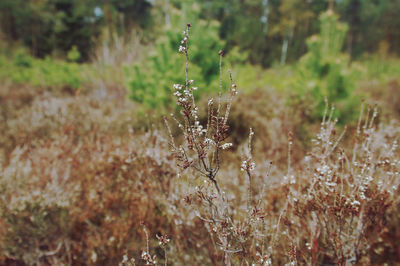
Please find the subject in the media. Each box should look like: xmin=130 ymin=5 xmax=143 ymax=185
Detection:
xmin=126 ymin=3 xmax=227 ymax=111
xmin=294 ymin=10 xmax=359 ymax=122
xmin=67 ymin=46 xmax=81 ymax=62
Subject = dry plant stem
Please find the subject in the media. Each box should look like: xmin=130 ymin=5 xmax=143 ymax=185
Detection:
xmin=352 ymin=102 xmax=365 ymax=165
xmin=185 ymin=25 xmax=190 ymax=87
xmin=183 ymin=25 xmax=222 ymax=196
xmin=223 ymin=71 xmax=235 ymax=125
xmin=213 ymin=52 xmax=224 ymax=184
xmin=246 ymin=169 xmax=252 ymax=210
xmin=157 ymin=234 xmax=169 ymax=266
xmin=271 ymin=198 xmax=288 ymax=248
xmin=144 ymin=226 xmax=150 ymax=256
xmin=245 ymin=128 xmax=255 ymax=209
xmin=288 ymin=131 xmax=293 ymax=174
xmin=218 ymin=52 xmax=222 ymax=117
xmin=257 ymin=162 xmax=272 ymax=206
xmin=330 ymin=126 xmax=347 ymax=155
xmin=164 ymin=248 xmax=167 ymax=266
xmin=169 ymin=24 xmax=246 ymax=265
xmin=140 ymin=226 xmax=158 ymax=265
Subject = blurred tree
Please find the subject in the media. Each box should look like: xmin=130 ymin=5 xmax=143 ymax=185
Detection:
xmin=337 ymin=0 xmax=400 ymax=57
xmin=101 ymin=0 xmax=154 ymax=38
xmin=381 ymin=0 xmax=400 ymax=54
xmin=199 ymin=0 xmax=400 ymax=65
xmin=53 ymin=0 xmax=102 ymax=60
xmin=0 ymin=0 xmax=102 ymax=60
xmin=200 ymin=0 xmax=275 ymax=66
xmin=273 ymin=0 xmax=314 ymax=65
xmin=1 ymin=0 xmax=400 ymax=63
xmin=0 ymin=0 xmax=54 ymax=56
xmin=200 ymin=0 xmax=321 ymax=66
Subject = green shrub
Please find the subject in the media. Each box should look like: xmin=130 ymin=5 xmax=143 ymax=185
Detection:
xmin=126 ymin=3 xmax=234 ymax=111
xmin=67 ymin=46 xmax=81 ymax=62
xmin=0 ymin=51 xmax=87 ymax=90
xmin=293 ymin=10 xmax=360 ymax=122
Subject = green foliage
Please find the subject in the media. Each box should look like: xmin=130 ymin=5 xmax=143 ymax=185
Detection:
xmin=0 ymin=51 xmax=86 ymax=90
xmin=67 ymin=45 xmax=81 ymax=62
xmin=360 ymin=56 xmax=400 ymax=83
xmin=233 ymin=63 xmax=293 ymax=92
xmin=293 ymin=10 xmax=359 ymax=122
xmin=126 ymin=3 xmax=228 ymax=110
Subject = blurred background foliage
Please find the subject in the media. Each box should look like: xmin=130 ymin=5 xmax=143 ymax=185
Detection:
xmin=2 ymin=0 xmax=400 ymax=63
xmin=0 ymin=0 xmax=400 ymax=119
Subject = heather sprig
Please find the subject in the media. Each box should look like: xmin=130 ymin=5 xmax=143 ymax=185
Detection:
xmin=165 ymin=24 xmax=237 ymax=198
xmin=164 ymin=24 xmax=276 ymax=265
